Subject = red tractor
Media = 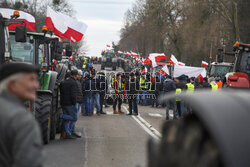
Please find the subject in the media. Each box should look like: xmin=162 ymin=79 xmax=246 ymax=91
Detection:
xmin=225 ymin=41 xmax=250 ymax=88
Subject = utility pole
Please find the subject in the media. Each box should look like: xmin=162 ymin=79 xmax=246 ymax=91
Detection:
xmin=233 ymin=2 xmax=240 ymax=41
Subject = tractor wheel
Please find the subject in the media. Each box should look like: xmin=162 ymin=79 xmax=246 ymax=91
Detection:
xmin=149 ymin=115 xmax=223 ymax=167
xmin=35 ymin=93 xmax=52 ymax=144
xmin=50 ymin=88 xmax=58 ymax=140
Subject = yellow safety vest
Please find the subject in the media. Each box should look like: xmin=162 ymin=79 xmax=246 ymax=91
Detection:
xmin=211 ymin=84 xmax=218 ymax=91
xmin=82 ymin=64 xmax=86 ymax=69
xmin=147 ymin=81 xmax=152 ymax=91
xmin=140 ymin=78 xmax=146 ymax=90
xmin=111 ymin=78 xmax=115 ymax=88
xmin=186 ymin=83 xmax=194 ymax=93
xmin=176 ymin=88 xmax=182 ymax=101
xmin=113 ymin=79 xmax=121 ymax=93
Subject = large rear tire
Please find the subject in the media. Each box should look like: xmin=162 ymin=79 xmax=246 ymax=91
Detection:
xmin=35 ymin=93 xmax=52 ymax=144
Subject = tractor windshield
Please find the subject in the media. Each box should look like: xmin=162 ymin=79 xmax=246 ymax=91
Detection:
xmin=9 ymin=35 xmax=34 ymax=63
xmin=210 ymin=65 xmax=233 ymax=78
xmin=235 ymin=51 xmax=250 ymax=74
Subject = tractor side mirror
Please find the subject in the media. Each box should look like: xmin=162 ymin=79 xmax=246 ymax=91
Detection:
xmin=66 ymin=45 xmax=72 ymax=57
xmin=217 ymin=48 xmax=224 ymax=63
xmin=15 ymin=26 xmax=27 ymax=42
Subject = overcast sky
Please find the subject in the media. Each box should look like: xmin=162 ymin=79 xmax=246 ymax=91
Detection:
xmin=71 ymin=0 xmax=135 ymax=57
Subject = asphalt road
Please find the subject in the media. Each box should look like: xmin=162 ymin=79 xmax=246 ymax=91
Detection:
xmin=44 ymin=64 xmax=168 ymax=167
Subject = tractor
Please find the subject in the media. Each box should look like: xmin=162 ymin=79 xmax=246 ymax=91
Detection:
xmin=101 ymin=50 xmax=117 ymax=71
xmin=9 ymin=28 xmax=68 ymax=144
xmin=225 ymin=41 xmax=250 ymax=88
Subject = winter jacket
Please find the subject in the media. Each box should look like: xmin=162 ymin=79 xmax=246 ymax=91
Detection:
xmin=60 ymin=77 xmax=78 ymax=106
xmin=163 ymin=78 xmax=176 ymax=93
xmin=0 ymin=91 xmax=43 ymax=167
xmin=202 ymin=82 xmax=212 ymax=89
xmin=125 ymin=78 xmax=139 ymax=95
xmin=76 ymin=80 xmax=83 ymax=103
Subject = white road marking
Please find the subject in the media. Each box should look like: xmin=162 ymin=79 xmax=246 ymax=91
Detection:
xmin=122 ymin=106 xmax=161 ymax=140
xmin=148 ymin=113 xmax=163 ymax=118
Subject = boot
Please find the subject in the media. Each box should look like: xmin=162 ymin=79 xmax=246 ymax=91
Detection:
xmin=118 ymin=109 xmax=124 ymax=114
xmin=113 ymin=109 xmax=119 ymax=114
xmin=60 ymin=132 xmax=66 ymax=139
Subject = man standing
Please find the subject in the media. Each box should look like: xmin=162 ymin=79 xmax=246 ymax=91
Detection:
xmin=163 ymin=75 xmax=176 ymax=120
xmin=98 ymin=72 xmax=108 ymax=114
xmin=0 ymin=63 xmax=43 ymax=167
xmin=113 ymin=73 xmax=124 ymax=114
xmin=90 ymin=71 xmax=101 ymax=115
xmin=59 ymin=70 xmax=79 ymax=139
xmin=126 ymin=72 xmax=139 ymax=115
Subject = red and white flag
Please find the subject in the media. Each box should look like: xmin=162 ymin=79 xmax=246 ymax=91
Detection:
xmin=130 ymin=51 xmax=138 ymax=58
xmin=144 ymin=58 xmax=153 ymax=70
xmin=0 ymin=8 xmax=35 ymax=31
xmin=149 ymin=53 xmax=167 ymax=68
xmin=201 ymin=61 xmax=208 ymax=68
xmin=141 ymin=67 xmax=147 ymax=73
xmin=178 ymin=62 xmax=185 ymax=66
xmin=167 ymin=54 xmax=178 ymax=65
xmin=158 ymin=65 xmax=170 ymax=75
xmin=46 ymin=7 xmax=87 ymax=43
xmin=106 ymin=45 xmax=111 ymax=47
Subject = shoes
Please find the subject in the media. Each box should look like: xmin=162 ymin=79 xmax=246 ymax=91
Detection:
xmin=96 ymin=111 xmax=101 ymax=116
xmin=60 ymin=132 xmax=66 ymax=139
xmin=118 ymin=109 xmax=124 ymax=114
xmin=133 ymin=113 xmax=138 ymax=116
xmin=127 ymin=113 xmax=132 ymax=115
xmin=81 ymin=113 xmax=89 ymax=116
xmin=113 ymin=109 xmax=119 ymax=114
xmin=65 ymin=135 xmax=77 ymax=139
xmin=100 ymin=111 xmax=106 ymax=114
xmin=72 ymin=132 xmax=82 ymax=138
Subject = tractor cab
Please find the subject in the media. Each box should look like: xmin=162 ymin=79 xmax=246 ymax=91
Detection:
xmin=225 ymin=41 xmax=250 ymax=88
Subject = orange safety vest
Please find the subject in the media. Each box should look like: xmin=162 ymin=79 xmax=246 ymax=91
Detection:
xmin=216 ymin=81 xmax=223 ymax=89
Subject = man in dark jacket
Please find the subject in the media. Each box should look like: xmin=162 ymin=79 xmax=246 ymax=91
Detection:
xmin=98 ymin=72 xmax=108 ymax=114
xmin=126 ymin=72 xmax=139 ymax=115
xmin=59 ymin=70 xmax=78 ymax=139
xmin=163 ymin=75 xmax=176 ymax=120
xmin=202 ymin=77 xmax=212 ymax=89
xmin=151 ymin=76 xmax=162 ymax=107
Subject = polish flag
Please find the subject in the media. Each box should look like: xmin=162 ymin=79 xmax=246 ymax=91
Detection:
xmin=158 ymin=65 xmax=170 ymax=75
xmin=0 ymin=8 xmax=35 ymax=31
xmin=130 ymin=51 xmax=138 ymax=58
xmin=202 ymin=61 xmax=208 ymax=68
xmin=141 ymin=67 xmax=147 ymax=73
xmin=107 ymin=45 xmax=111 ymax=47
xmin=118 ymin=51 xmax=123 ymax=54
xmin=167 ymin=54 xmax=178 ymax=65
xmin=149 ymin=53 xmax=167 ymax=68
xmin=178 ymin=62 xmax=185 ymax=66
xmin=46 ymin=7 xmax=87 ymax=43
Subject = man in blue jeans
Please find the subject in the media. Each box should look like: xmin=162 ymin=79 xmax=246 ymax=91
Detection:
xmin=163 ymin=75 xmax=176 ymax=120
xmin=59 ymin=70 xmax=79 ymax=139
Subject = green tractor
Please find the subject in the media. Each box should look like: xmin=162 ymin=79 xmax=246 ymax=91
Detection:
xmin=9 ymin=30 xmax=68 ymax=144
xmin=101 ymin=50 xmax=117 ymax=71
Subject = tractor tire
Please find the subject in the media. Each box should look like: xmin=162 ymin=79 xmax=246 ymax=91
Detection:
xmin=149 ymin=115 xmax=223 ymax=167
xmin=35 ymin=93 xmax=52 ymax=144
xmin=50 ymin=88 xmax=58 ymax=140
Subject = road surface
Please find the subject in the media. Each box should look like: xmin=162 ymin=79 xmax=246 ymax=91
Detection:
xmin=44 ymin=64 xmax=168 ymax=167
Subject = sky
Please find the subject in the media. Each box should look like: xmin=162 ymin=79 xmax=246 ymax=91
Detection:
xmin=71 ymin=0 xmax=136 ymax=57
